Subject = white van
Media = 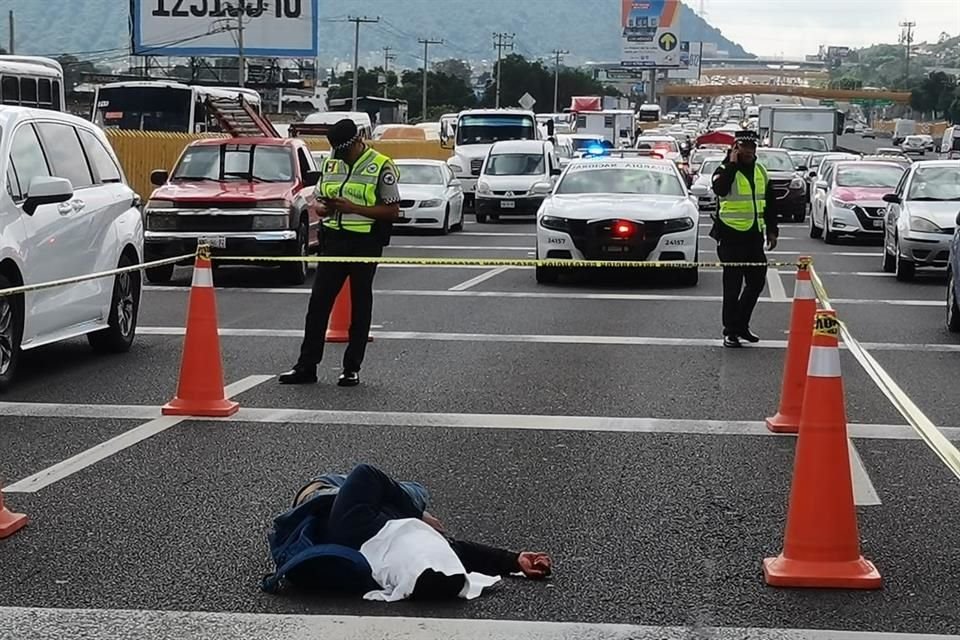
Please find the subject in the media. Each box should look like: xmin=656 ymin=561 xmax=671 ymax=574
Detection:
xmin=941 ymin=126 xmax=960 ymax=159
xmin=291 ymin=111 xmax=373 ymax=139
xmin=474 ymin=140 xmax=561 ymax=223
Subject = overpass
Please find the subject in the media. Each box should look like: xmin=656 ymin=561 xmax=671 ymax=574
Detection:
xmin=701 ymin=56 xmax=826 ymax=70
xmin=660 ymin=83 xmax=910 ymax=103
xmin=700 ymin=67 xmax=829 ymax=80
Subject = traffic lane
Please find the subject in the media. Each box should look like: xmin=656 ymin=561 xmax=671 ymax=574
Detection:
xmin=228 ymin=338 xmax=901 ymax=425
xmin=818 ymin=303 xmax=954 ymax=346
xmin=0 ymin=418 xmax=142 ymax=481
xmin=1 ymin=426 xmax=955 ymax=634
xmin=793 ymin=270 xmax=948 ymax=302
xmin=838 ymin=133 xmax=886 ymax=155
xmin=869 ymin=351 xmax=960 ymax=427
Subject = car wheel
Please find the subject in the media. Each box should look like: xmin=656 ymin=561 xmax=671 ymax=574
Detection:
xmin=792 ymin=207 xmax=805 ymax=223
xmin=535 ymin=266 xmax=559 ymax=284
xmin=881 ymin=233 xmax=896 ymax=273
xmin=895 ymin=237 xmax=915 ymax=281
xmin=809 ymin=209 xmax=822 ymax=239
xmin=948 ymin=270 xmax=960 ymax=333
xmin=145 ymin=262 xmax=174 ymax=284
xmin=88 ymin=254 xmax=141 ymax=354
xmin=283 ymin=220 xmax=309 ymax=285
xmin=0 ymin=274 xmax=23 ymax=392
xmin=451 ymin=203 xmax=464 ymax=231
xmin=439 ymin=206 xmax=450 ymax=235
xmin=823 ymin=214 xmax=839 ymax=244
xmin=476 ymin=212 xmax=488 ymax=224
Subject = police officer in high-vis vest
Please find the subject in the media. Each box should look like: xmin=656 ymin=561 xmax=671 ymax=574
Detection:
xmin=710 ymin=130 xmax=778 ymax=348
xmin=279 ymin=119 xmax=401 ymax=386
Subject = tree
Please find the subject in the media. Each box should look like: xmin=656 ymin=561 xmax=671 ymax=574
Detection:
xmin=910 ymin=71 xmax=957 ymax=117
xmin=394 ymin=69 xmax=476 ymax=121
xmin=329 ymin=67 xmax=398 ymax=101
xmin=481 ymin=53 xmax=616 ymax=111
xmin=433 ymin=59 xmax=472 ymax=84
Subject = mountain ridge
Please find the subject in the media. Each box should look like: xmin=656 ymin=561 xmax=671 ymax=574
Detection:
xmin=5 ymin=0 xmax=752 ymax=67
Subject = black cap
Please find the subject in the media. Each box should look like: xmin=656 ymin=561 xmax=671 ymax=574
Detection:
xmin=327 ymin=118 xmax=360 ymax=150
xmin=735 ymin=130 xmax=759 ymax=145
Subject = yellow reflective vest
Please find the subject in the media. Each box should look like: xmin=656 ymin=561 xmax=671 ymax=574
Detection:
xmin=718 ymin=163 xmax=767 ymax=233
xmin=317 ymin=147 xmax=392 ymax=234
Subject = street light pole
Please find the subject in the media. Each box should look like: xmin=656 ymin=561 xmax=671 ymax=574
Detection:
xmin=418 ymin=38 xmax=444 ymax=121
xmin=493 ymin=32 xmax=515 ymax=109
xmin=347 ymin=16 xmax=380 ymax=112
xmin=551 ymin=49 xmax=569 ymax=113
xmin=237 ymin=1 xmax=245 ymax=88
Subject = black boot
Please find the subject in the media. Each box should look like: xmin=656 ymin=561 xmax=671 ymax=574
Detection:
xmin=338 ymin=371 xmax=360 ymax=387
xmin=738 ymin=329 xmax=761 ymax=343
xmin=278 ymin=366 xmax=318 ymax=385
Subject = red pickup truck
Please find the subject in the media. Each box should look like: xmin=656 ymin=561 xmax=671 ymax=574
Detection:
xmin=144 ymin=136 xmax=321 ymax=284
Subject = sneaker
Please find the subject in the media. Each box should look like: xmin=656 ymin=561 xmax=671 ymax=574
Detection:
xmin=338 ymin=371 xmax=360 ymax=387
xmin=723 ymin=335 xmax=742 ymax=349
xmin=738 ymin=329 xmax=761 ymax=343
xmin=278 ymin=367 xmax=318 ymax=385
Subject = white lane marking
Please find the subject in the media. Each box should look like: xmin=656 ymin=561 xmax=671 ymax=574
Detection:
xmin=135 ymin=327 xmax=960 ymax=354
xmin=766 ymin=269 xmax=788 ymax=301
xmin=849 ymin=441 xmax=882 ymax=506
xmin=0 ymin=402 xmax=953 ymax=442
xmin=1 ymin=609 xmax=954 ymax=640
xmin=2 ymin=375 xmax=273 ymax=494
xmin=448 ymin=267 xmax=513 ymax=291
xmin=391 ymin=245 xmax=533 ymax=251
xmin=143 ymin=285 xmax=946 ymax=307
xmin=701 ymin=250 xmax=879 ymax=257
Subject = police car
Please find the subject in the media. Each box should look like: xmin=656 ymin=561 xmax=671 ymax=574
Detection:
xmin=535 ymin=154 xmax=700 ymax=285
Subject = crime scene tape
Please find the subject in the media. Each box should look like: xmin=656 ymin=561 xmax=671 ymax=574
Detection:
xmin=0 ymin=254 xmax=194 ymax=299
xmin=810 ymin=267 xmax=960 ymax=480
xmin=211 ymin=254 xmax=800 ymax=269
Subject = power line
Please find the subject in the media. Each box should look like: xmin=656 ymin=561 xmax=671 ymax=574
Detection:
xmin=347 ymin=15 xmax=380 ymax=111
xmin=493 ymin=32 xmax=515 ymax=108
xmin=550 ymin=49 xmax=569 ymax=113
xmin=418 ymin=37 xmax=444 ymax=120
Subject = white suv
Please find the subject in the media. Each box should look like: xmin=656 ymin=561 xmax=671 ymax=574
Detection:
xmin=0 ymin=107 xmax=144 ymax=390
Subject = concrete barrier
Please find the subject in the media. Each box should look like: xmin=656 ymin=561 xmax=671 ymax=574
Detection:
xmin=105 ymin=130 xmax=454 ymax=199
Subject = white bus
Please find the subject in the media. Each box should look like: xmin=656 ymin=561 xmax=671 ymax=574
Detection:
xmin=637 ymin=104 xmax=662 ymax=123
xmin=91 ymin=81 xmax=263 ymax=133
xmin=0 ymin=56 xmax=65 ymax=111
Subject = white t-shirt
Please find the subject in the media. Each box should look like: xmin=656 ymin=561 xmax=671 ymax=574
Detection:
xmin=359 ymin=518 xmax=501 ymax=602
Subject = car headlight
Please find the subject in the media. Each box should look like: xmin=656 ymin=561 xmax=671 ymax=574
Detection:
xmin=663 ymin=217 xmax=695 ymax=233
xmin=146 ymin=199 xmax=174 ymax=210
xmin=909 ymin=216 xmax=943 ymax=233
xmin=790 ymin=178 xmax=805 ymax=190
xmin=540 ymin=215 xmax=568 ymax=231
xmin=250 ymin=215 xmax=289 ymax=231
xmin=830 ymin=197 xmax=856 ymax=209
xmin=419 ymin=199 xmax=444 ymax=208
xmin=146 ymin=212 xmax=177 ymax=231
xmin=476 ymin=181 xmax=492 ymax=195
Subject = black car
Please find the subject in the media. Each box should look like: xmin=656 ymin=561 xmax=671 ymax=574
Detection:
xmin=757 ymin=148 xmax=808 ymax=222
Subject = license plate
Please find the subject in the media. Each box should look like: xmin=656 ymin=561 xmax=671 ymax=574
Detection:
xmin=198 ymin=235 xmax=226 ymax=249
xmin=500 ymin=200 xmax=515 ymax=209
xmin=602 ymin=245 xmax=628 ymax=253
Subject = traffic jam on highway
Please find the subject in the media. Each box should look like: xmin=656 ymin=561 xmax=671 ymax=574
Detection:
xmin=2 ymin=3 xmax=960 ymax=639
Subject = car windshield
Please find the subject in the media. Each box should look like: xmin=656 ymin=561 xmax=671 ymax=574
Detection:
xmin=637 ymin=138 xmax=679 ymax=153
xmin=699 ymin=159 xmax=722 ymax=175
xmin=456 ymin=115 xmax=537 ymax=145
xmin=485 ymin=153 xmax=545 ymax=176
xmin=173 ymin=144 xmax=293 ymax=182
xmin=556 ymin=166 xmax=685 ymax=195
xmin=835 ymin=165 xmax=904 ymax=188
xmin=907 ymin=167 xmax=960 ymax=200
xmin=397 ymin=164 xmax=444 ymax=185
xmin=756 ymin=151 xmax=796 ymax=171
xmin=781 ymin=138 xmax=828 ymax=151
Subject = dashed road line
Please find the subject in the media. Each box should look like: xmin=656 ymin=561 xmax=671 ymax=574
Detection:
xmin=849 ymin=441 xmax=882 ymax=506
xmin=766 ymin=268 xmax=788 ymax=301
xmin=448 ymin=267 xmax=513 ymax=291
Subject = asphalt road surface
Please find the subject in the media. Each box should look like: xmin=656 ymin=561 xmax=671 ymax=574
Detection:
xmin=2 ymin=212 xmax=959 ymax=640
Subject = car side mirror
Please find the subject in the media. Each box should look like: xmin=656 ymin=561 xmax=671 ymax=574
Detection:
xmin=551 ymin=167 xmax=562 ymax=176
xmin=882 ymin=193 xmax=901 ymax=204
xmin=530 ymin=182 xmax=553 ymax=195
xmin=23 ymin=176 xmax=74 ymax=215
xmin=797 ymin=165 xmax=808 ymax=172
xmin=450 ymin=178 xmax=461 ymax=188
xmin=150 ymin=169 xmax=169 ymax=187
xmin=808 ymin=170 xmax=817 ymax=179
xmin=816 ymin=180 xmax=828 ymax=190
xmin=955 ymin=211 xmax=960 ymax=227
xmin=448 ymin=163 xmax=464 ymax=175
xmin=303 ymin=170 xmax=321 ymax=187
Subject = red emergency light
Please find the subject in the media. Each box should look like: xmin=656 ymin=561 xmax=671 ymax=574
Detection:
xmin=612 ymin=220 xmax=636 ymax=238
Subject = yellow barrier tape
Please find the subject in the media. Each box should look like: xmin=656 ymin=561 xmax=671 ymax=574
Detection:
xmin=211 ymin=255 xmax=799 ymax=269
xmin=810 ymin=267 xmax=960 ymax=481
xmin=0 ymin=254 xmax=194 ymax=299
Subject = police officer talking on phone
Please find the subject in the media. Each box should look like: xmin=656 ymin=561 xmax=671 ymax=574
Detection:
xmin=279 ymin=119 xmax=400 ymax=387
xmin=710 ymin=130 xmax=778 ymax=348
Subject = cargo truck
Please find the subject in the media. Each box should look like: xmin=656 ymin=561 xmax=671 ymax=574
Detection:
xmin=758 ymin=105 xmax=844 ymax=151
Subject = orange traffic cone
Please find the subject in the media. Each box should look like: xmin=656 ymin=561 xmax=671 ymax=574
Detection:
xmin=0 ymin=485 xmax=28 ymax=539
xmin=763 ymin=310 xmax=881 ymax=589
xmin=325 ymin=277 xmax=372 ymax=344
xmin=767 ymin=256 xmax=816 ymax=434
xmin=163 ymin=248 xmax=239 ymax=417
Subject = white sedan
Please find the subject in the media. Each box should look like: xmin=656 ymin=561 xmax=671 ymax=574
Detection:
xmin=535 ymin=158 xmax=699 ymax=286
xmin=394 ymin=160 xmax=465 ymax=234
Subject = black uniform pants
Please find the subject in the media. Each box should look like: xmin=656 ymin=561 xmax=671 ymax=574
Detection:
xmin=296 ymin=229 xmax=383 ymax=372
xmin=717 ymin=237 xmax=767 ymax=336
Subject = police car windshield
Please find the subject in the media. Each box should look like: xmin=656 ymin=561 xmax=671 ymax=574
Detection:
xmin=173 ymin=144 xmax=293 ymax=182
xmin=836 ymin=165 xmax=904 ymax=188
xmin=485 ymin=153 xmax=545 ymax=176
xmin=397 ymin=164 xmax=444 ymax=185
xmin=756 ymin=151 xmax=796 ymax=171
xmin=556 ymin=167 xmax=685 ymax=196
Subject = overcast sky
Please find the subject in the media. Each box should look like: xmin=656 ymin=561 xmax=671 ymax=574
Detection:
xmin=696 ymin=0 xmax=960 ymax=58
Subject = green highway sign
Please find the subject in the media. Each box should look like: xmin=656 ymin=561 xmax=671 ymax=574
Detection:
xmin=821 ymin=99 xmax=835 ymax=106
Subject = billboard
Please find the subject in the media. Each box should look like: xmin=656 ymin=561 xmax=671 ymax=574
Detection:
xmin=621 ymin=0 xmax=683 ymax=68
xmin=130 ymin=0 xmax=318 ymax=57
xmin=668 ymin=42 xmax=702 ymax=80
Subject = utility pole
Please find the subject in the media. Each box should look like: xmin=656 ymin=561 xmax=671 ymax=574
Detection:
xmin=899 ymin=21 xmax=915 ymax=87
xmin=7 ymin=11 xmax=14 ymax=55
xmin=348 ymin=16 xmax=380 ymax=112
xmin=418 ymin=38 xmax=444 ymax=121
xmin=493 ymin=32 xmax=515 ymax=108
xmin=551 ymin=49 xmax=569 ymax=113
xmin=236 ymin=0 xmax=246 ymax=88
xmin=382 ymin=46 xmax=396 ymax=98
